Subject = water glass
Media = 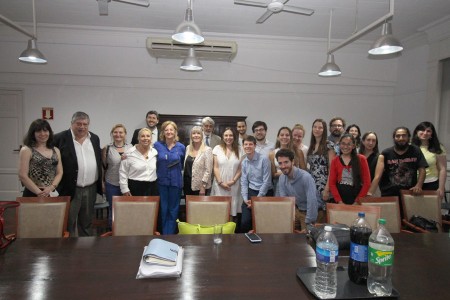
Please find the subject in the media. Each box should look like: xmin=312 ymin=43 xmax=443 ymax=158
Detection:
xmin=213 ymin=224 xmax=223 ymax=245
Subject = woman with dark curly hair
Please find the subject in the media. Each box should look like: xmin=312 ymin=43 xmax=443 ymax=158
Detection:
xmin=19 ymin=119 xmax=63 ymax=197
xmin=412 ymin=121 xmax=447 ymax=199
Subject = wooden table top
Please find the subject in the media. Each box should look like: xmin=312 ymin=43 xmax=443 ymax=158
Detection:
xmin=1 ymin=233 xmax=449 ymax=299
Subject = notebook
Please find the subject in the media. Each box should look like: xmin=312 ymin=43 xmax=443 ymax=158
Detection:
xmin=142 ymin=238 xmax=179 ymax=266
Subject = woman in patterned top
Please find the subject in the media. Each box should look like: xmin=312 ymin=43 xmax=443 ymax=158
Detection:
xmin=19 ymin=119 xmax=63 ymax=197
xmin=307 ymin=119 xmax=336 ymax=206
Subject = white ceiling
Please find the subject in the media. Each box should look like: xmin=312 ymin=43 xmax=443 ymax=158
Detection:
xmin=1 ymin=0 xmax=450 ymax=42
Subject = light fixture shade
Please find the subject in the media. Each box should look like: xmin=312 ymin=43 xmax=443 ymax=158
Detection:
xmin=172 ymin=2 xmax=204 ymax=44
xmin=19 ymin=39 xmax=47 ymax=64
xmin=318 ymin=54 xmax=341 ymax=77
xmin=180 ymin=47 xmax=203 ymax=71
xmin=368 ymin=22 xmax=403 ymax=55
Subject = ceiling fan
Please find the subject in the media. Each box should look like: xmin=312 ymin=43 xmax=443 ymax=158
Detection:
xmin=97 ymin=0 xmax=150 ymax=16
xmin=234 ymin=0 xmax=314 ymax=23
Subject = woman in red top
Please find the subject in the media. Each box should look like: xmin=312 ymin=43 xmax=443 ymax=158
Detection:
xmin=329 ymin=134 xmax=371 ymax=204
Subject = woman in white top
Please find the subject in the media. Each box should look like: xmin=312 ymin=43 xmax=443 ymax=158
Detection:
xmin=269 ymin=126 xmax=306 ymax=195
xmin=211 ymin=127 xmax=243 ymax=220
xmin=183 ymin=126 xmax=213 ymax=196
xmin=119 ymin=128 xmax=158 ymax=196
xmin=292 ymin=124 xmax=309 ymax=167
xmin=102 ymin=124 xmax=132 ymax=227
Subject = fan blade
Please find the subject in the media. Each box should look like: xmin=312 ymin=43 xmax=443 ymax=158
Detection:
xmin=234 ymin=0 xmax=268 ymax=8
xmin=256 ymin=10 xmax=274 ymax=23
xmin=114 ymin=0 xmax=150 ymax=7
xmin=283 ymin=5 xmax=314 ymax=15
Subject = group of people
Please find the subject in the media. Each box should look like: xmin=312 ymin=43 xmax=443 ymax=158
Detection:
xmin=19 ymin=109 xmax=447 ymax=236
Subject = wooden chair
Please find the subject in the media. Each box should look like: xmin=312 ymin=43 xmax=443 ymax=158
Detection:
xmin=185 ymin=195 xmax=231 ymax=225
xmin=14 ymin=196 xmax=70 ymax=238
xmin=400 ymin=190 xmax=450 ymax=233
xmin=102 ymin=196 xmax=160 ymax=236
xmin=326 ymin=203 xmax=381 ymax=230
xmin=251 ymin=196 xmax=296 ymax=233
xmin=359 ymin=196 xmax=402 ymax=233
xmin=0 ymin=201 xmax=20 ymax=249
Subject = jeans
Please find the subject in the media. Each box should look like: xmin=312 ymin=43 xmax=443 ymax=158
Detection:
xmin=105 ymin=181 xmax=121 ymax=228
xmin=241 ymin=188 xmax=274 ymax=233
xmin=159 ymin=185 xmax=182 ymax=235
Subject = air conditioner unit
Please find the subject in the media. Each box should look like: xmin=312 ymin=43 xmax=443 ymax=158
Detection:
xmin=146 ymin=37 xmax=237 ymax=62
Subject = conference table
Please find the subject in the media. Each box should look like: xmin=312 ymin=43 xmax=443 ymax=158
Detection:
xmin=0 ymin=233 xmax=449 ymax=299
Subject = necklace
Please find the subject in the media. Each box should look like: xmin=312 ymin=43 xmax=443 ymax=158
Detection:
xmin=113 ymin=143 xmax=125 ymax=148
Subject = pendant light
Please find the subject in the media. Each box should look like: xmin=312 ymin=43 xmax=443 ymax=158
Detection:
xmin=180 ymin=47 xmax=203 ymax=71
xmin=318 ymin=9 xmax=341 ymax=77
xmin=368 ymin=21 xmax=403 ymax=55
xmin=172 ymin=0 xmax=204 ymax=45
xmin=18 ymin=0 xmax=47 ymax=63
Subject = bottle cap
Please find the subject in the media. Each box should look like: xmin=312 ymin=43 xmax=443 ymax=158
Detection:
xmin=358 ymin=212 xmax=365 ymax=217
xmin=378 ymin=218 xmax=386 ymax=225
xmin=324 ymin=225 xmax=332 ymax=231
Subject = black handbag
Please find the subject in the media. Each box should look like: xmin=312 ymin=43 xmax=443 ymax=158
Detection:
xmin=409 ymin=215 xmax=438 ymax=232
xmin=306 ymin=223 xmax=350 ymax=250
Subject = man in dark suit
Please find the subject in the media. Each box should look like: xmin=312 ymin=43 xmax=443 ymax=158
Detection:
xmin=54 ymin=112 xmax=102 ymax=236
xmin=131 ymin=110 xmax=159 ymax=146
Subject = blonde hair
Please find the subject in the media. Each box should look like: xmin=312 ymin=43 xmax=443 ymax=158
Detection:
xmin=292 ymin=124 xmax=306 ymax=136
xmin=138 ymin=127 xmax=152 ymax=140
xmin=188 ymin=126 xmax=206 ymax=155
xmin=159 ymin=121 xmax=179 ymax=142
xmin=110 ymin=123 xmax=127 ymax=135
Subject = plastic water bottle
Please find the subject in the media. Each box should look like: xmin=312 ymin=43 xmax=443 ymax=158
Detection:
xmin=314 ymin=226 xmax=339 ymax=299
xmin=348 ymin=212 xmax=372 ymax=284
xmin=367 ymin=219 xmax=394 ymax=296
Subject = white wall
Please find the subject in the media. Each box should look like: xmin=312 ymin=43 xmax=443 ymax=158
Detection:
xmin=0 ymin=23 xmax=431 ymax=151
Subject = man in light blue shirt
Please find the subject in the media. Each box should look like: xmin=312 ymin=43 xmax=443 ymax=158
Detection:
xmin=276 ymin=149 xmax=319 ymax=231
xmin=240 ymin=135 xmax=273 ymax=233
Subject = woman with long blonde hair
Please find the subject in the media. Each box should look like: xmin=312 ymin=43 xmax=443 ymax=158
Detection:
xmin=183 ymin=126 xmax=213 ymax=196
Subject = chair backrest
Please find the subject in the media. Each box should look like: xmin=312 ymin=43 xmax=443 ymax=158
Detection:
xmin=16 ymin=196 xmax=70 ymax=238
xmin=326 ymin=203 xmax=381 ymax=230
xmin=251 ymin=196 xmax=295 ymax=234
xmin=400 ymin=190 xmax=442 ymax=232
xmin=112 ymin=196 xmax=159 ymax=236
xmin=359 ymin=196 xmax=401 ymax=233
xmin=185 ymin=195 xmax=231 ymax=225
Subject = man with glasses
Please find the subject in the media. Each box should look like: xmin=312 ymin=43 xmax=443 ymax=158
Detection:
xmin=328 ymin=117 xmax=346 ymax=155
xmin=202 ymin=117 xmax=221 ymax=149
xmin=54 ymin=112 xmax=102 ymax=236
xmin=252 ymin=121 xmax=275 ymax=157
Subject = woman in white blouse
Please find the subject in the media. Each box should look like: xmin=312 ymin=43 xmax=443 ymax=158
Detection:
xmin=119 ymin=128 xmax=158 ymax=196
xmin=211 ymin=127 xmax=243 ymax=222
xmin=183 ymin=126 xmax=213 ymax=196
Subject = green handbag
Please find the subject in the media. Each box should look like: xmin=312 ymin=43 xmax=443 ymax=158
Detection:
xmin=177 ymin=220 xmax=236 ymax=234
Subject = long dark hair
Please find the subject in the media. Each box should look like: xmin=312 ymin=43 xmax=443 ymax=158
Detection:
xmin=275 ymin=126 xmax=302 ymax=167
xmin=339 ymin=134 xmax=361 ymax=187
xmin=220 ymin=127 xmax=240 ymax=158
xmin=23 ymin=119 xmax=54 ymax=148
xmin=345 ymin=124 xmax=361 ymax=148
xmin=411 ymin=121 xmax=443 ymax=154
xmin=307 ymin=119 xmax=328 ymax=156
xmin=359 ymin=131 xmax=379 ymax=155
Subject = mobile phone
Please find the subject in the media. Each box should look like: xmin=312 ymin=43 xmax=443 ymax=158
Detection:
xmin=245 ymin=233 xmax=262 ymax=243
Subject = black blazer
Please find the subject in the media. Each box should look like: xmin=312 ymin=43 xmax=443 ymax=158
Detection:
xmin=53 ymin=129 xmax=103 ymax=198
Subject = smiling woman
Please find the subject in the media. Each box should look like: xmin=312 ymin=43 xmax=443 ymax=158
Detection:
xmin=18 ymin=119 xmax=63 ymax=197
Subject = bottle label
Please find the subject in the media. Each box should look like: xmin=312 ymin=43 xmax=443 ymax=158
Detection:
xmin=316 ymin=246 xmax=339 ymax=263
xmin=350 ymin=242 xmax=368 ymax=262
xmin=369 ymin=244 xmax=394 ymax=267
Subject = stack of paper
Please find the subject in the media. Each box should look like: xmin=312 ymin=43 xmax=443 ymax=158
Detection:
xmin=136 ymin=239 xmax=184 ymax=279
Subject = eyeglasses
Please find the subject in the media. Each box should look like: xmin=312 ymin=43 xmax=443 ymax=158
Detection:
xmin=331 ymin=124 xmax=343 ymax=128
xmin=254 ymin=128 xmax=266 ymax=132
